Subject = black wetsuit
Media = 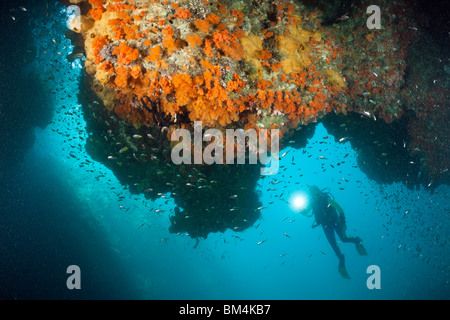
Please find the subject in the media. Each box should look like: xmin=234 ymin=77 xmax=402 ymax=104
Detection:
xmin=311 ymin=192 xmax=361 ymax=260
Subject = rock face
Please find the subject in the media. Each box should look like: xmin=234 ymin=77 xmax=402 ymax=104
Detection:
xmin=65 ymin=0 xmax=448 ymax=237
xmin=78 ymin=0 xmax=350 ymax=133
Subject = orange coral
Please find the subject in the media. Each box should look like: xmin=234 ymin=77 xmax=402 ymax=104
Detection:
xmin=130 ymin=65 xmax=142 ymax=79
xmin=92 ymin=35 xmax=110 ymax=64
xmin=174 ymin=8 xmax=192 ymax=19
xmin=162 ymin=26 xmax=174 ymax=36
xmin=89 ymin=7 xmax=105 ymax=21
xmin=204 ymin=39 xmax=214 ymax=57
xmin=172 ymin=73 xmax=195 ymax=106
xmin=186 ymin=34 xmax=202 ymax=47
xmin=99 ymin=61 xmax=114 ymax=73
xmin=163 ymin=35 xmax=177 ymax=55
xmin=112 ymin=42 xmax=139 ymax=65
xmin=194 ymin=19 xmax=210 ymax=33
xmin=219 ymin=42 xmax=244 ymax=60
xmin=226 ymin=74 xmax=245 ymax=92
xmin=230 ymin=10 xmax=244 ymax=27
xmin=206 ymin=14 xmax=221 ymax=24
xmin=211 ymin=30 xmax=244 ymax=60
xmin=89 ymin=0 xmax=104 ymax=7
xmin=85 ymin=0 xmax=349 ymax=135
xmin=115 ymin=66 xmax=129 ymax=87
xmin=260 ymin=50 xmax=272 ymax=61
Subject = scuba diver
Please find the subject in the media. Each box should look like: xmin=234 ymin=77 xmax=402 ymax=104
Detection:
xmin=300 ymin=185 xmax=367 ymax=279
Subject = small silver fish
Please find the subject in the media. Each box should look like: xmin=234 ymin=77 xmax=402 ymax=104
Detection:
xmin=281 ymin=150 xmax=291 ymax=158
xmin=337 ymin=13 xmax=349 ymax=21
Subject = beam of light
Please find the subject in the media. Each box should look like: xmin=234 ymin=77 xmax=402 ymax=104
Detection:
xmin=289 ymin=191 xmax=309 ymax=212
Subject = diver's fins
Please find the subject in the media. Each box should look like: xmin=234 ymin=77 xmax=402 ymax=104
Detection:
xmin=355 ymin=242 xmax=368 ymax=256
xmin=338 ymin=256 xmax=351 ymax=279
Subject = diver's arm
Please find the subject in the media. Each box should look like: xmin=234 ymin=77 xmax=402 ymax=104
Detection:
xmin=328 ymin=198 xmax=345 ymax=220
xmin=300 ymin=204 xmax=313 ymax=217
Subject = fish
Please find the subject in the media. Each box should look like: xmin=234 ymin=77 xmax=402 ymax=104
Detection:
xmin=319 ymin=156 xmax=327 ymax=159
xmin=119 ymin=146 xmax=128 ymax=154
xmin=133 ymin=134 xmax=142 ymax=139
xmin=229 ymin=195 xmax=238 ymax=199
xmin=283 ymin=233 xmax=291 ymax=239
xmin=281 ymin=150 xmax=291 ymax=158
xmin=155 ymin=209 xmax=164 ymax=213
xmin=108 ymin=155 xmax=117 ymax=160
xmin=257 ymin=240 xmax=267 ymax=245
xmin=337 ymin=13 xmax=350 ymax=21
xmin=256 ymin=206 xmax=266 ymax=211
xmin=67 ymin=52 xmax=84 ymax=62
xmin=339 ymin=137 xmax=349 ymax=143
xmin=19 ymin=6 xmax=27 ymax=11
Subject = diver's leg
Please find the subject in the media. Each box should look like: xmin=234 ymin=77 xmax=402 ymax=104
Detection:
xmin=323 ymin=225 xmax=350 ymax=279
xmin=335 ymin=222 xmax=367 ymax=256
xmin=335 ymin=221 xmax=361 ymax=244
xmin=322 ymin=225 xmax=343 ymax=259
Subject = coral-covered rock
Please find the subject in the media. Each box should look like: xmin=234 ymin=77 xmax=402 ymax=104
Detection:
xmin=80 ymin=0 xmax=349 ymax=133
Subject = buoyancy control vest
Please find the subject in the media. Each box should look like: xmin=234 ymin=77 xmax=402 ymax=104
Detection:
xmin=311 ymin=190 xmax=338 ymax=227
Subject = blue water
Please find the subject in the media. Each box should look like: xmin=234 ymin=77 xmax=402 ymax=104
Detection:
xmin=1 ymin=1 xmax=449 ymax=300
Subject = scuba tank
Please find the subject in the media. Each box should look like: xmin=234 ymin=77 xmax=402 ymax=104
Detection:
xmin=312 ymin=188 xmax=338 ymax=226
